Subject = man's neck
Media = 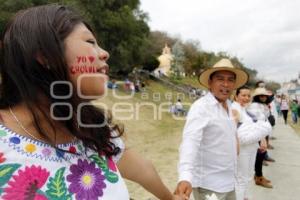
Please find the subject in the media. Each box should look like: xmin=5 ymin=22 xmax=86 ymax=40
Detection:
xmin=212 ymin=94 xmax=229 ymax=112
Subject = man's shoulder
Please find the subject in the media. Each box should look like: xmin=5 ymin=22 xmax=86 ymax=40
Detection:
xmin=190 ymin=95 xmax=213 ymax=113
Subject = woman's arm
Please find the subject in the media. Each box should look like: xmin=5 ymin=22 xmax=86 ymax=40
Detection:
xmin=117 ymin=148 xmax=179 ymax=200
xmin=237 ymin=120 xmax=272 ymax=145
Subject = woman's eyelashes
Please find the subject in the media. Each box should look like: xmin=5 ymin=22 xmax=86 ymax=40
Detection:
xmin=86 ymin=39 xmax=96 ymax=45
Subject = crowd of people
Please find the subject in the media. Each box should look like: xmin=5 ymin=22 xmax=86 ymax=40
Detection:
xmin=274 ymin=94 xmax=300 ymax=125
xmin=107 ymin=78 xmax=145 ymax=93
xmin=0 ymin=4 xmax=297 ymax=200
xmin=175 ymin=59 xmax=284 ymax=200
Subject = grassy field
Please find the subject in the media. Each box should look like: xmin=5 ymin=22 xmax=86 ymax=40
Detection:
xmin=94 ymin=80 xmax=195 ymax=199
xmin=170 ymin=76 xmax=205 ymax=89
xmin=288 ymin=113 xmax=300 ymax=135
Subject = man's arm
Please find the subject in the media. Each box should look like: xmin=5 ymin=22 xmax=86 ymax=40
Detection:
xmin=175 ymin=103 xmax=209 ymax=199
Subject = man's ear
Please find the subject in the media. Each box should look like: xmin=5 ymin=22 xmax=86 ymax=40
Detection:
xmin=208 ymin=78 xmax=212 ymax=88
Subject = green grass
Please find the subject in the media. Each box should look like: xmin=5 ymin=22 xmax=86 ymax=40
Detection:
xmin=92 ymin=80 xmax=195 ymax=199
xmin=170 ymin=76 xmax=206 ymax=89
xmin=288 ymin=113 xmax=300 ymax=135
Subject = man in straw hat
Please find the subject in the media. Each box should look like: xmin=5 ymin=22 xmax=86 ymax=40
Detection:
xmin=175 ymin=58 xmax=248 ymax=200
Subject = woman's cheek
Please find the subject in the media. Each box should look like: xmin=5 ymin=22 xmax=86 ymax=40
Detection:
xmin=78 ymin=75 xmax=108 ymax=97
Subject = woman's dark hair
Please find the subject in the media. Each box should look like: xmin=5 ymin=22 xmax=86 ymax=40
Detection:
xmin=255 ymin=80 xmax=265 ymax=88
xmin=0 ymin=4 xmax=122 ymax=157
xmin=253 ymin=95 xmax=272 ymax=104
xmin=235 ymin=85 xmax=250 ymax=96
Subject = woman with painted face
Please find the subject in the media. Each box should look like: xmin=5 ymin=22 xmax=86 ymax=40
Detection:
xmin=232 ymin=86 xmax=272 ymax=200
xmin=247 ymin=88 xmax=274 ymax=189
xmin=0 ymin=5 xmax=181 ymax=200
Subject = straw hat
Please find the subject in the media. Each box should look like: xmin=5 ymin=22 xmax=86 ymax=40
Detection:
xmin=253 ymin=87 xmax=273 ymax=104
xmin=252 ymin=87 xmax=270 ymax=97
xmin=199 ymin=58 xmax=249 ymax=89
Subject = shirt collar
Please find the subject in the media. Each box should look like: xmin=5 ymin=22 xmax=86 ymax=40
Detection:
xmin=206 ymin=91 xmax=231 ymax=105
xmin=205 ymin=92 xmax=219 ymax=105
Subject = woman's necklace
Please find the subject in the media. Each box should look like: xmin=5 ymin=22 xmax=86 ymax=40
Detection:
xmin=9 ymin=106 xmax=78 ymax=147
xmin=9 ymin=106 xmax=45 ymax=142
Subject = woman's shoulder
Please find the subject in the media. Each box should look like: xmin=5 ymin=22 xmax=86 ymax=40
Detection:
xmin=0 ymin=109 xmax=10 ymax=123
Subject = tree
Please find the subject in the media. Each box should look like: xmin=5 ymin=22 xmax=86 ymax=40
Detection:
xmin=171 ymin=41 xmax=185 ymax=78
xmin=71 ymin=0 xmax=150 ymax=74
xmin=142 ymin=55 xmax=159 ymax=71
xmin=0 ymin=0 xmax=150 ymax=75
xmin=266 ymin=81 xmax=281 ymax=93
xmin=182 ymin=39 xmax=201 ymax=75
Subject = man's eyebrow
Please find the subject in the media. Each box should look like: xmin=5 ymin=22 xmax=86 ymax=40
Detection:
xmin=215 ymin=74 xmax=236 ymax=79
xmin=215 ymin=74 xmax=224 ymax=78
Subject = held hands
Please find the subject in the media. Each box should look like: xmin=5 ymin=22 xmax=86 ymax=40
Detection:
xmin=172 ymin=194 xmax=186 ymax=200
xmin=259 ymin=138 xmax=267 ymax=152
xmin=174 ymin=181 xmax=192 ymax=200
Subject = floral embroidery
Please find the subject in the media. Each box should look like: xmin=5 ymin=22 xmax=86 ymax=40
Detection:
xmin=67 ymin=159 xmax=106 ymax=200
xmin=0 ymin=130 xmax=7 ymax=137
xmin=68 ymin=146 xmax=77 ymax=154
xmin=41 ymin=148 xmax=52 ymax=157
xmin=0 ymin=125 xmax=126 ymax=199
xmin=0 ymin=153 xmax=6 ymax=163
xmin=31 ymin=194 xmax=48 ymax=200
xmin=45 ymin=167 xmax=72 ymax=200
xmin=9 ymin=136 xmax=20 ymax=144
xmin=25 ymin=143 xmax=37 ymax=153
xmin=2 ymin=165 xmax=50 ymax=200
xmin=107 ymin=157 xmax=117 ymax=172
xmin=56 ymin=149 xmax=65 ymax=158
xmin=0 ymin=164 xmax=21 ymax=195
xmin=89 ymin=154 xmax=119 ymax=183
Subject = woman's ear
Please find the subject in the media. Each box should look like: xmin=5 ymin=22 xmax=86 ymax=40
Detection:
xmin=35 ymin=52 xmax=47 ymax=65
xmin=35 ymin=52 xmax=50 ymax=69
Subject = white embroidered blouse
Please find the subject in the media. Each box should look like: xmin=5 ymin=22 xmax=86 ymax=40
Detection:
xmin=0 ymin=123 xmax=129 ymax=200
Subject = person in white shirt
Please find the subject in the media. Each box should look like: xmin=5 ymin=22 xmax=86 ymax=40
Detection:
xmin=175 ymin=59 xmax=249 ymax=200
xmin=232 ymin=86 xmax=272 ymax=200
xmin=175 ymin=99 xmax=186 ymax=116
xmin=247 ymin=87 xmax=274 ymax=188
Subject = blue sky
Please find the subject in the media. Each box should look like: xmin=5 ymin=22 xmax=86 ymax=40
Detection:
xmin=140 ymin=0 xmax=300 ymax=83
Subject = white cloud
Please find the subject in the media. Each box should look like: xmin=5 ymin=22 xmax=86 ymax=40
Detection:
xmin=140 ymin=0 xmax=300 ymax=83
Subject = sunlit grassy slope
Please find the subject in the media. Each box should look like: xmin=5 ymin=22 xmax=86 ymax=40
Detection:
xmin=93 ymin=80 xmax=196 ymax=199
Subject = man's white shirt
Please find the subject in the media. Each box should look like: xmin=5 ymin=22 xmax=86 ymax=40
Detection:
xmin=178 ymin=92 xmax=237 ymax=193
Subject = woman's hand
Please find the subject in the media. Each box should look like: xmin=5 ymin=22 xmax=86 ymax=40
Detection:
xmin=259 ymin=138 xmax=267 ymax=152
xmin=117 ymin=148 xmax=175 ymax=200
xmin=172 ymin=194 xmax=187 ymax=200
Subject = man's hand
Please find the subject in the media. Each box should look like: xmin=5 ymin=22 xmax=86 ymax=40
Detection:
xmin=174 ymin=181 xmax=192 ymax=200
xmin=172 ymin=194 xmax=186 ymax=200
xmin=259 ymin=138 xmax=267 ymax=152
